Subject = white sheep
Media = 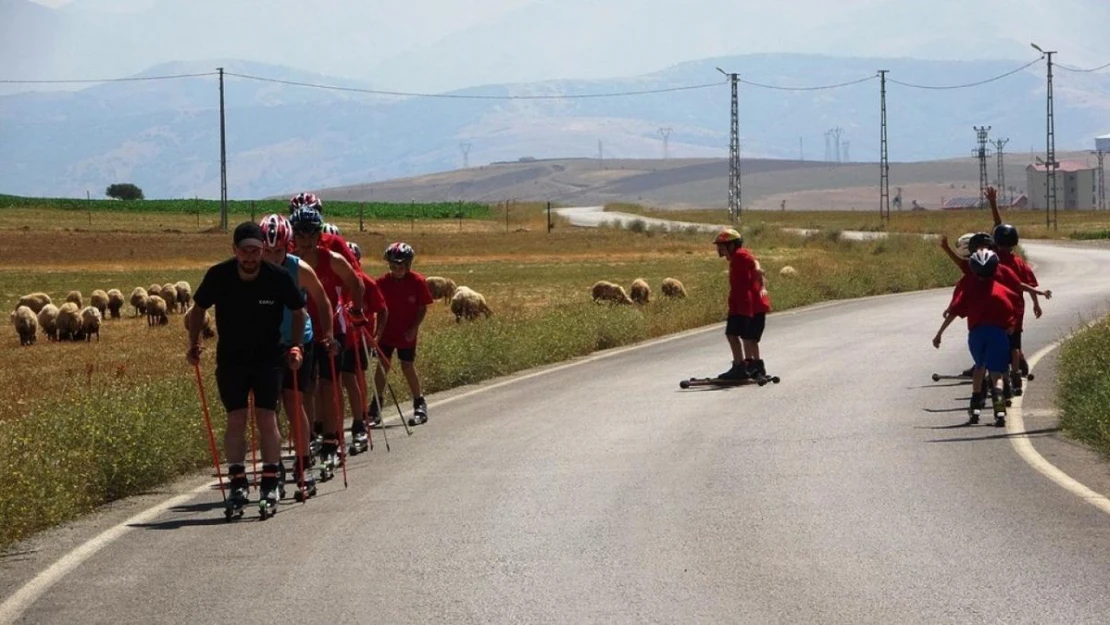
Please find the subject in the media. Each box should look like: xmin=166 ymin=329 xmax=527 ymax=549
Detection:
xmin=629 ymin=278 xmax=651 ymax=305
xmin=591 ymin=280 xmax=634 ymax=305
xmin=148 ymin=283 xmax=162 ymax=299
xmin=779 ymin=266 xmax=797 ymax=277
xmin=183 ymin=305 xmax=216 ymax=338
xmin=661 ymin=277 xmax=687 ymax=299
xmin=450 ymin=286 xmax=493 ymax=322
xmin=10 ymin=305 xmax=38 ymax=346
xmin=106 ymin=289 xmax=125 ymax=319
xmin=56 ymin=302 xmax=81 ymax=341
xmin=159 ymin=284 xmax=177 ymax=313
xmin=130 ymin=287 xmax=149 ymax=316
xmin=80 ymin=306 xmax=102 ymax=342
xmin=174 ymin=281 xmax=192 ymax=313
xmin=426 ymin=276 xmax=458 ymax=304
xmin=65 ymin=290 xmax=83 ymax=309
xmin=147 ymin=295 xmax=169 ymax=326
xmin=17 ymin=292 xmax=52 ymax=314
xmin=90 ymin=289 xmax=109 ymax=317
xmin=37 ymin=304 xmax=59 ymax=341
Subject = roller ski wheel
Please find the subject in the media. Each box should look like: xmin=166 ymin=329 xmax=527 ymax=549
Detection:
xmin=349 ymin=432 xmax=369 ymax=456
xmin=293 ymin=480 xmax=317 ymax=503
xmin=318 ymin=453 xmax=338 ymax=482
xmin=408 ymin=409 xmax=428 ymax=427
xmin=224 ymin=488 xmax=249 ymax=522
xmin=931 ymin=373 xmax=941 ymax=382
xmin=258 ymin=493 xmax=278 ymax=520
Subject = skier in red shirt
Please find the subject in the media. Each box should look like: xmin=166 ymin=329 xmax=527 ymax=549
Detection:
xmin=714 ymin=228 xmax=768 ymax=380
xmin=341 ymin=241 xmax=389 ymax=450
xmin=932 ymin=249 xmax=1016 ymax=427
xmin=370 ymin=242 xmax=435 ymax=427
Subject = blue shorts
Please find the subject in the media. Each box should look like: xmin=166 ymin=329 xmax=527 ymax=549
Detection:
xmin=967 ymin=326 xmax=1010 ymax=373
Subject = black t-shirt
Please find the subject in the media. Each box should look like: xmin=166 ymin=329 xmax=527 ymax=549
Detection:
xmin=193 ymin=258 xmax=306 ymax=367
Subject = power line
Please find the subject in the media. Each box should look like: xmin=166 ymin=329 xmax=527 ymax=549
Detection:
xmin=224 ymin=72 xmax=721 ymax=99
xmin=0 ymin=71 xmax=219 ymax=84
xmin=1057 ymin=59 xmax=1110 ymax=73
xmin=888 ymin=57 xmax=1044 ymax=90
xmin=738 ymin=74 xmax=877 ymax=91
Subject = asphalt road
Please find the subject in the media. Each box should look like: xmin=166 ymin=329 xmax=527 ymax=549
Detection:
xmin=3 ymin=241 xmax=1110 ymax=625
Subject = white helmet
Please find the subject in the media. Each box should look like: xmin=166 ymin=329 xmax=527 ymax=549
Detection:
xmin=322 ymin=223 xmax=341 ymax=236
xmin=954 ymin=233 xmax=975 ymax=259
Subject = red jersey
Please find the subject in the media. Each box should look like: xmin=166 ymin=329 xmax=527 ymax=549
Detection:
xmin=376 ymin=270 xmax=434 ymax=349
xmin=357 ymin=272 xmax=388 ymax=335
xmin=320 ymin=232 xmax=361 ymax=272
xmin=750 ymin=263 xmax=771 ymax=315
xmin=728 ymin=247 xmax=757 ymax=316
xmin=948 ymin=278 xmax=1016 ymax=331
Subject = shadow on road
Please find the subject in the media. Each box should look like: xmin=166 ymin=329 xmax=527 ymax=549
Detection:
xmin=925 ymin=427 xmax=1061 ymax=444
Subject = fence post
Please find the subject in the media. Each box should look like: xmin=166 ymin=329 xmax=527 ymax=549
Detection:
xmin=359 ymin=203 xmax=364 ymax=232
xmin=195 ymin=196 xmax=200 ymax=228
xmin=86 ymin=190 xmax=91 ymax=226
xmin=547 ymin=201 xmax=552 ymax=233
xmin=250 ymin=200 xmax=255 ymax=222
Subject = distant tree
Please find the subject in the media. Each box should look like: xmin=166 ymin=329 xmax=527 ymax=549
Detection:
xmin=105 ymin=183 xmax=144 ymax=201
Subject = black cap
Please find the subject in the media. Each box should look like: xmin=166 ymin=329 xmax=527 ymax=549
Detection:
xmin=233 ymin=221 xmax=264 ymax=248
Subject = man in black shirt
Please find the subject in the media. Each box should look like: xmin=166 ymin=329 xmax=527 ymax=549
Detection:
xmin=186 ymin=222 xmax=307 ymax=514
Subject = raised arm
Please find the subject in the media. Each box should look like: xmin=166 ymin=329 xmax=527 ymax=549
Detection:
xmin=987 ymin=186 xmax=1002 ymax=227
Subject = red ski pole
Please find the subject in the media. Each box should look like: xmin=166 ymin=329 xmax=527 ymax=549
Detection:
xmin=193 ymin=362 xmax=226 ymax=501
xmin=327 ymin=348 xmax=349 ymax=489
xmin=290 ymin=365 xmax=308 ymax=503
xmin=350 ymin=325 xmax=375 ymax=452
xmin=356 ymin=330 xmax=388 ymax=452
xmin=361 ymin=327 xmax=412 ymax=436
xmin=248 ymin=391 xmax=258 ymax=490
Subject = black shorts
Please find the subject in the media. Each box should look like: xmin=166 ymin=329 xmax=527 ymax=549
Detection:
xmin=725 ymin=314 xmax=750 ymax=337
xmin=339 ymin=343 xmax=369 ymax=373
xmin=314 ymin=333 xmax=345 ymax=380
xmin=281 ymin=341 xmax=314 ymax=392
xmin=378 ymin=343 xmax=416 ymax=363
xmin=742 ymin=313 xmax=766 ymax=342
xmin=1009 ymin=330 xmax=1022 ymax=350
xmin=215 ymin=364 xmax=283 ymax=412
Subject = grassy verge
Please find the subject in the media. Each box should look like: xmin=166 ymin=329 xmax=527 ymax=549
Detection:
xmin=604 ymin=202 xmax=1110 ymax=240
xmin=0 ymin=221 xmax=958 ymax=550
xmin=1057 ymin=317 xmax=1110 ymax=457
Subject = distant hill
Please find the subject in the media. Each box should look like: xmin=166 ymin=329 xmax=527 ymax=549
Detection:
xmin=1 ymin=53 xmax=1108 ymax=200
xmin=313 ymin=151 xmax=1097 ymax=211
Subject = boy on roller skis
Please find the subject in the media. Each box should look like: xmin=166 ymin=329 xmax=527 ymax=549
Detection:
xmin=372 ymin=242 xmax=434 ymax=427
xmin=187 ymin=222 xmax=308 ymax=514
xmin=932 ymin=248 xmax=1016 ymax=427
xmin=714 ymin=228 xmax=769 ymax=380
xmin=341 ymin=242 xmax=389 ymax=444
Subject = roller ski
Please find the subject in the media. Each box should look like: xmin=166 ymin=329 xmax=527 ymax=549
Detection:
xmin=966 ymin=393 xmax=983 ymax=425
xmin=1010 ymin=371 xmax=1024 ymax=397
xmin=680 ymin=360 xmax=780 ymax=389
xmin=991 ymin=395 xmax=1007 ymax=428
xmin=407 ymin=396 xmax=428 ymax=427
xmin=932 ymin=366 xmax=976 ymax=382
xmin=349 ymin=419 xmax=370 ymax=456
xmin=257 ymin=464 xmax=282 ymax=520
xmin=317 ymin=438 xmax=339 ymax=482
xmin=223 ymin=467 xmax=250 ymax=522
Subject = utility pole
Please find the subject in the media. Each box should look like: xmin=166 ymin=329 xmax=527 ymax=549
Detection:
xmin=717 ymin=67 xmax=741 ymax=222
xmin=842 ymin=140 xmax=850 ymax=163
xmin=1032 ymin=43 xmax=1057 ymax=229
xmin=973 ymin=126 xmax=992 ymax=208
xmin=218 ymin=67 xmax=228 ymax=231
xmin=879 ymin=69 xmax=890 ymax=222
xmin=658 ymin=127 xmax=672 ymax=160
xmin=1093 ymin=150 xmax=1106 ymax=210
xmin=991 ymin=138 xmax=1009 ymax=205
xmin=459 ymin=142 xmax=471 ymax=168
xmin=831 ymin=127 xmax=844 ymax=163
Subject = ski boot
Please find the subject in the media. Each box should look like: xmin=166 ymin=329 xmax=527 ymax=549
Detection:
xmin=292 ymin=456 xmax=318 ymax=502
xmin=747 ymin=359 xmax=767 ymax=383
xmin=408 ymin=396 xmax=428 ymax=427
xmin=309 ymin=421 xmax=324 ymax=458
xmin=367 ymin=400 xmax=382 ymax=429
xmin=716 ymin=361 xmax=750 ymax=381
xmin=960 ymin=366 xmax=975 ymax=378
xmin=1002 ymin=375 xmax=1013 ymax=401
xmin=318 ymin=437 xmax=339 ymax=482
xmin=258 ymin=464 xmax=281 ymax=520
xmin=967 ymin=393 xmax=983 ymax=425
xmin=349 ymin=419 xmax=370 ymax=456
xmin=992 ymin=396 xmax=1007 ymax=428
xmin=224 ymin=466 xmax=250 ymax=522
xmin=1010 ymin=370 xmax=1024 ymax=397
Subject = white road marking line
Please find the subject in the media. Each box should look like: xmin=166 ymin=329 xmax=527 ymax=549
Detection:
xmin=1007 ymin=327 xmax=1110 ymax=516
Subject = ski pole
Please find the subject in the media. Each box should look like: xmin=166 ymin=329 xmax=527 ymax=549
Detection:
xmin=248 ymin=391 xmax=259 ymax=490
xmin=358 ymin=331 xmax=389 ymax=451
xmin=290 ymin=365 xmax=307 ymax=504
xmin=361 ymin=327 xmax=413 ymax=436
xmin=350 ymin=327 xmax=376 ymax=451
xmin=193 ymin=362 xmax=226 ymax=502
xmin=327 ymin=347 xmax=349 ymax=489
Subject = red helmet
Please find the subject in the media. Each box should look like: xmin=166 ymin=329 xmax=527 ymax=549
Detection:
xmin=288 ymin=192 xmax=323 ymax=214
xmin=259 ymin=214 xmax=292 ymax=249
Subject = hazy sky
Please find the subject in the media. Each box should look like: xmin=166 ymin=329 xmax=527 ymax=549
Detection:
xmin=12 ymin=0 xmax=1110 ymax=93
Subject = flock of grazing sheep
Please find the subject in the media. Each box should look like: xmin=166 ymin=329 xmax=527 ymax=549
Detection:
xmin=7 ymin=281 xmax=215 ymax=346
xmin=10 ymin=274 xmax=692 ymax=346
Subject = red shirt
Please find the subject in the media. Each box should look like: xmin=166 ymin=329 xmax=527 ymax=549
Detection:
xmin=358 ymin=272 xmax=387 ymax=335
xmin=948 ymin=278 xmax=1016 ymax=331
xmin=750 ymin=264 xmax=771 ymax=315
xmin=376 ymin=270 xmax=434 ymax=348
xmin=321 ymin=233 xmax=361 ymax=272
xmin=728 ymin=247 xmax=757 ymax=316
